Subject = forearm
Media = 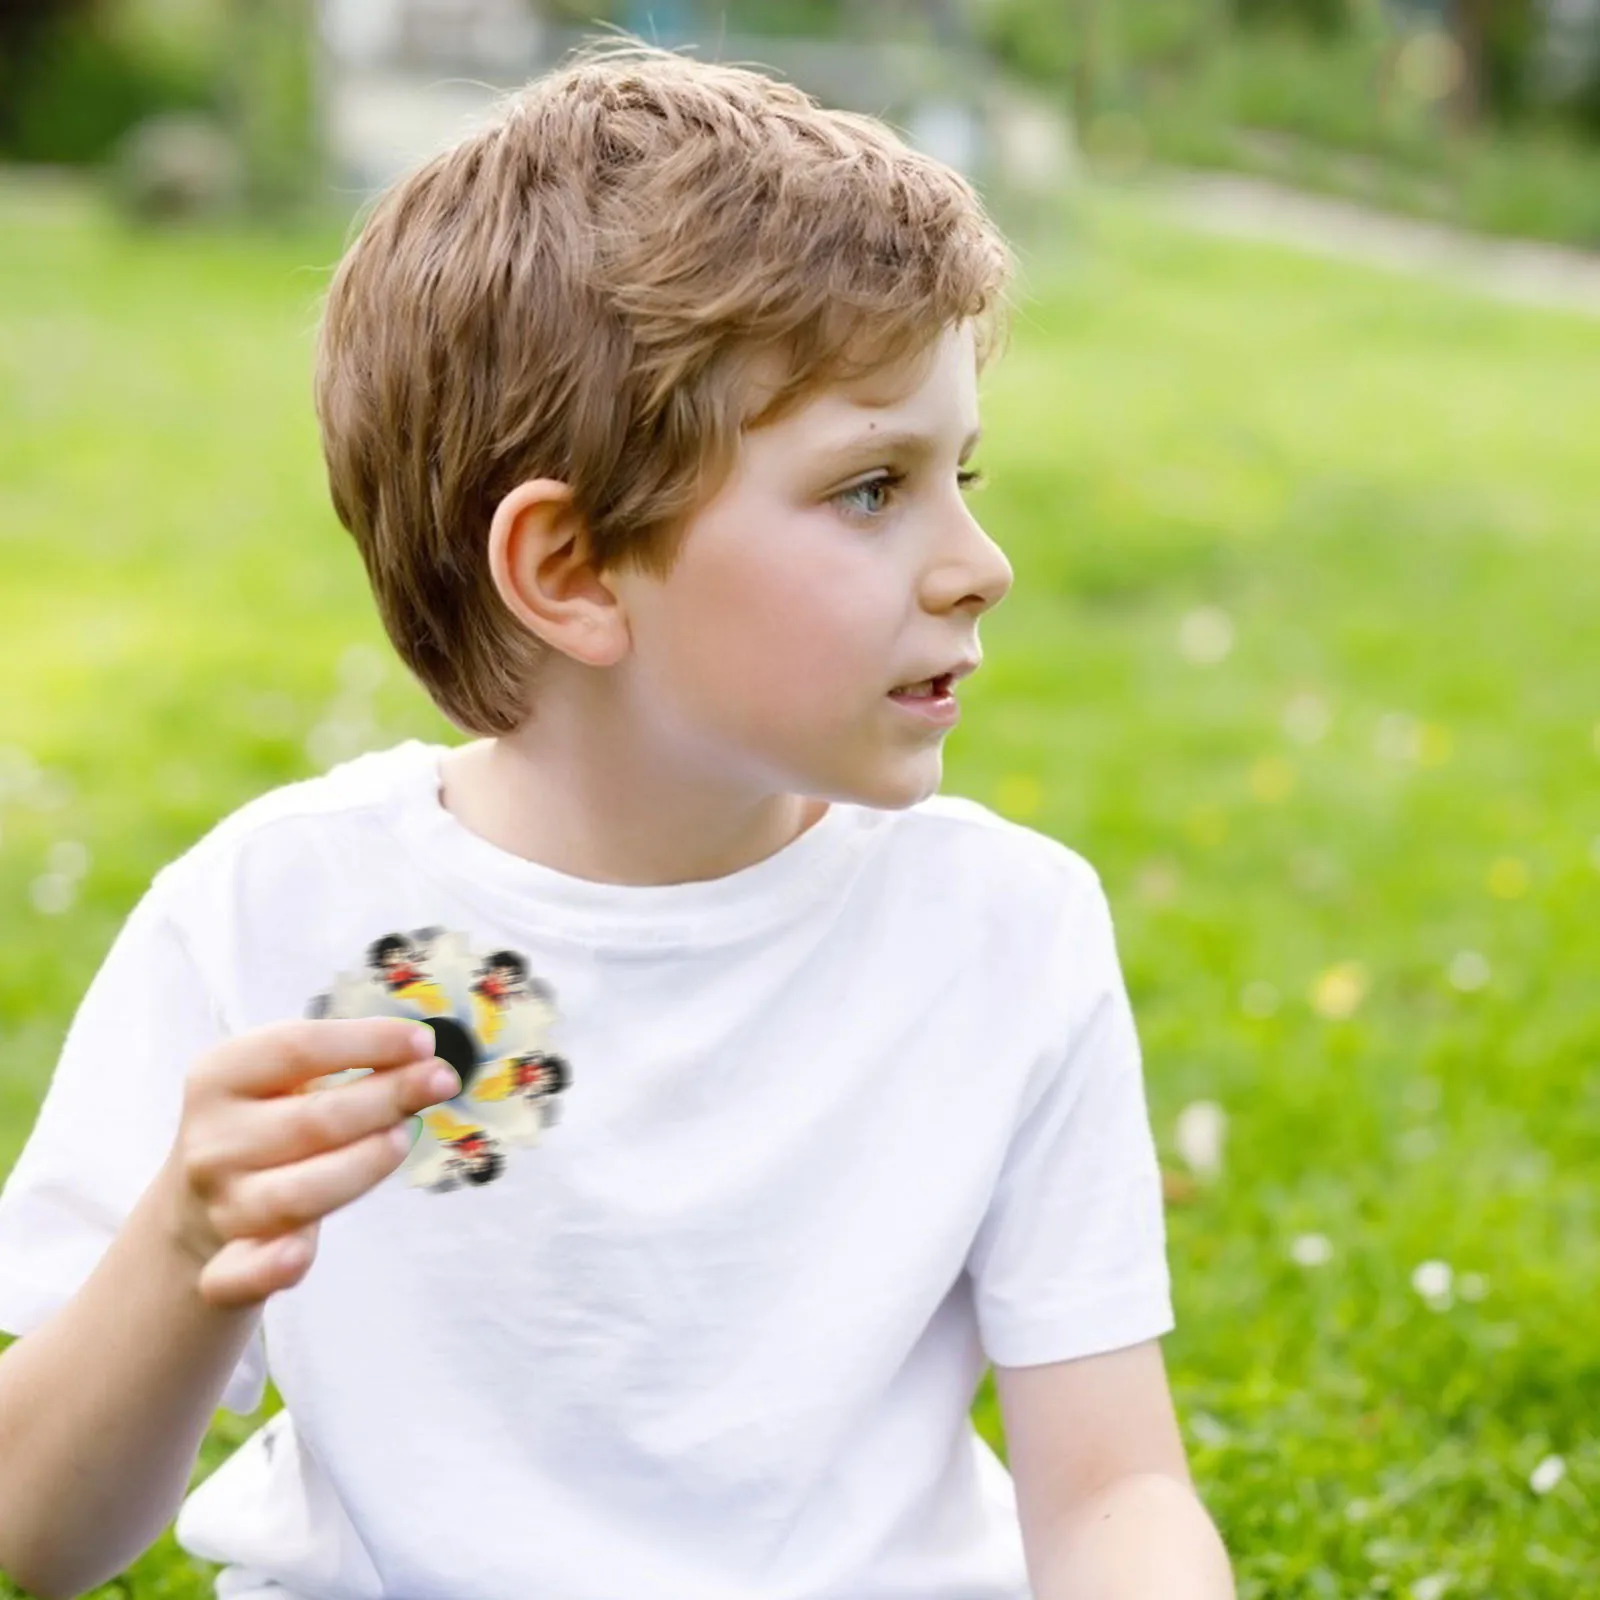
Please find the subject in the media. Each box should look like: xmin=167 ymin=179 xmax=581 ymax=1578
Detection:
xmin=0 ymin=1155 xmax=262 ymax=1600
xmin=1029 ymin=1472 xmax=1236 ymax=1600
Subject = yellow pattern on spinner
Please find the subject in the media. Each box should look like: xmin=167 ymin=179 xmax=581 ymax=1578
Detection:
xmin=472 ymin=988 xmax=507 ymax=1045
xmin=392 ymin=977 xmax=451 ymax=1014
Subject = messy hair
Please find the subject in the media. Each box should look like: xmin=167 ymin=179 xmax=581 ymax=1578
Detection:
xmin=314 ymin=40 xmax=1013 ymax=735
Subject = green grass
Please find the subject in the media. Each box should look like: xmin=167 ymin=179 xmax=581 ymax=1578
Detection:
xmin=1 ymin=175 xmax=1597 ymax=1598
xmin=1071 ymin=26 xmax=1600 ymax=249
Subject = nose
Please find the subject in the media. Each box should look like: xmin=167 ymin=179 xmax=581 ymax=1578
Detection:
xmin=922 ymin=501 xmax=1013 ymax=618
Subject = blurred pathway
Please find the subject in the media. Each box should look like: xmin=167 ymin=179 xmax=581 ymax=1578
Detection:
xmin=1153 ymin=170 xmax=1600 ymax=318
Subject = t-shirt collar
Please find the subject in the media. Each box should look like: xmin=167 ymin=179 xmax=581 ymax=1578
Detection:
xmin=382 ymin=739 xmax=879 ymax=953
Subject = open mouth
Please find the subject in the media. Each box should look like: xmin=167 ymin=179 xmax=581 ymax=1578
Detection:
xmin=888 ymin=673 xmax=954 ymax=702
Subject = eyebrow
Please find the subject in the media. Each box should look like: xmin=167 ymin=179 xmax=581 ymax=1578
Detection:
xmin=817 ymin=425 xmax=983 ymax=472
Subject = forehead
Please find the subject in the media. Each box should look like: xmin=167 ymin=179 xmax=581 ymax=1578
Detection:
xmin=745 ymin=320 xmax=980 ymax=440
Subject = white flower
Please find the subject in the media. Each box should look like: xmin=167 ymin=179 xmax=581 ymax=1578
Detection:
xmin=1399 ymin=1126 xmax=1438 ymax=1161
xmin=1529 ymin=1454 xmax=1566 ymax=1495
xmin=1375 ymin=712 xmax=1422 ymax=763
xmin=30 ymin=873 xmax=77 ymax=916
xmin=45 ymin=840 xmax=90 ymax=880
xmin=1447 ymin=950 xmax=1490 ymax=992
xmin=1174 ymin=1100 xmax=1227 ymax=1179
xmin=305 ymin=707 xmax=380 ymax=770
xmin=26 ymin=768 xmax=74 ymax=811
xmin=1290 ymin=1232 xmax=1334 ymax=1267
xmin=1177 ymin=607 xmax=1234 ymax=665
xmin=1411 ymin=1576 xmax=1451 ymax=1600
xmin=337 ymin=642 xmax=388 ymax=693
xmin=1412 ymin=1260 xmax=1452 ymax=1301
xmin=1283 ymin=691 xmax=1331 ymax=745
xmin=1135 ymin=858 xmax=1179 ymax=905
xmin=0 ymin=745 xmax=41 ymax=802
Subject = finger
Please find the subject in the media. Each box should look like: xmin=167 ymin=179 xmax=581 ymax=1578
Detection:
xmin=202 ymin=1054 xmax=458 ymax=1175
xmin=200 ymin=1017 xmax=438 ymax=1100
xmin=197 ymin=1226 xmax=318 ymax=1311
xmin=211 ymin=1123 xmax=418 ymax=1240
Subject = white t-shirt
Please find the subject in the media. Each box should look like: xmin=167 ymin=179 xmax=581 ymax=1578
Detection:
xmin=0 ymin=739 xmax=1174 ymax=1600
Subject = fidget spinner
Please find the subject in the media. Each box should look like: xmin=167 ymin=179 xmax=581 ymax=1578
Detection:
xmin=304 ymin=928 xmax=571 ymax=1193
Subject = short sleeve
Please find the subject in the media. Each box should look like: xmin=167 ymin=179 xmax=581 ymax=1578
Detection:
xmin=0 ymin=870 xmax=267 ymax=1414
xmin=965 ymin=866 xmax=1175 ymax=1368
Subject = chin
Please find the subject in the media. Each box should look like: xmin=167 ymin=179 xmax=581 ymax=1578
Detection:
xmin=842 ymin=751 xmax=945 ymax=811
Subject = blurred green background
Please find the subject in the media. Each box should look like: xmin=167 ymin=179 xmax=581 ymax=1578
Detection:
xmin=2 ymin=2 xmax=1598 ymax=1598
xmin=8 ymin=0 xmax=1600 ymax=240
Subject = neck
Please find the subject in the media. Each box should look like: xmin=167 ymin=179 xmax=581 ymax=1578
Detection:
xmin=436 ymin=672 xmax=829 ymax=888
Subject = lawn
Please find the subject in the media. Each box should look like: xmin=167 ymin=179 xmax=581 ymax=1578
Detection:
xmin=0 ymin=174 xmax=1596 ymax=1599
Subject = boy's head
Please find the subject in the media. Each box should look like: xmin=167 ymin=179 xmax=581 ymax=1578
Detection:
xmin=368 ymin=932 xmax=414 ymax=972
xmin=483 ymin=951 xmax=527 ymax=986
xmin=316 ymin=41 xmax=1013 ymax=804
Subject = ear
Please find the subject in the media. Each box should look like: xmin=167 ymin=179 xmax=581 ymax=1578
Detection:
xmin=487 ymin=479 xmax=631 ymax=668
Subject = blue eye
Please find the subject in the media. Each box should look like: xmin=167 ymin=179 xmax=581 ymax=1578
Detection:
xmin=831 ymin=466 xmax=985 ymax=521
xmin=834 ymin=474 xmax=900 ymax=518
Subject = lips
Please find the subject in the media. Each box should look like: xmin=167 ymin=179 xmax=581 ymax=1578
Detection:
xmin=888 ymin=674 xmax=953 ymax=701
xmin=889 ymin=657 xmax=979 ymax=698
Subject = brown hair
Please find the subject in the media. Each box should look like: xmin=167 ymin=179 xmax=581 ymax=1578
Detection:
xmin=314 ymin=39 xmax=1013 ymax=735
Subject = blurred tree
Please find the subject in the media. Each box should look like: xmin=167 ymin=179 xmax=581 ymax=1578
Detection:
xmin=1468 ymin=0 xmax=1544 ymax=124
xmin=0 ymin=0 xmax=86 ymax=67
xmin=717 ymin=0 xmax=849 ymax=33
xmin=459 ymin=0 xmax=1600 ymax=153
xmin=548 ymin=0 xmax=958 ymax=40
xmin=1576 ymin=15 xmax=1600 ymax=135
xmin=980 ymin=0 xmax=1225 ymax=106
xmin=981 ymin=0 xmax=1600 ymax=142
xmin=0 ymin=0 xmax=208 ymax=163
xmin=0 ymin=0 xmax=89 ymax=153
xmin=1068 ymin=0 xmax=1101 ymax=124
xmin=1232 ymin=0 xmax=1350 ymax=31
xmin=1451 ymin=0 xmax=1488 ymax=125
xmin=222 ymin=0 xmax=322 ymax=219
xmin=1379 ymin=0 xmax=1549 ymax=130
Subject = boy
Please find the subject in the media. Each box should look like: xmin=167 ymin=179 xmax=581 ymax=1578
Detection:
xmin=0 ymin=43 xmax=1234 ymax=1600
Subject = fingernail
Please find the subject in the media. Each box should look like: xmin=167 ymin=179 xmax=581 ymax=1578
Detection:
xmin=428 ymin=1064 xmax=460 ymax=1099
xmin=408 ymin=1025 xmax=435 ymax=1057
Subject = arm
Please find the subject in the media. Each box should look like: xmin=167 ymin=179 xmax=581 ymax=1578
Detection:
xmin=995 ymin=1339 xmax=1235 ymax=1600
xmin=0 ymin=1158 xmax=262 ymax=1600
xmin=0 ymin=1016 xmax=453 ymax=1600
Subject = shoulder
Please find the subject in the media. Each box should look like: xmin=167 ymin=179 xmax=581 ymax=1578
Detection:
xmin=147 ymin=740 xmax=431 ymax=912
xmin=858 ymin=797 xmax=1132 ymax=1087
xmin=884 ymin=791 xmax=1106 ymax=896
xmin=868 ymin=792 xmax=1112 ymax=940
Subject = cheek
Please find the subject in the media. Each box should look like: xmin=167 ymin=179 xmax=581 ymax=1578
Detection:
xmin=663 ymin=525 xmax=890 ymax=707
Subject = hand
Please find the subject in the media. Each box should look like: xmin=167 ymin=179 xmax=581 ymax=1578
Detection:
xmin=158 ymin=1018 xmax=460 ymax=1310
